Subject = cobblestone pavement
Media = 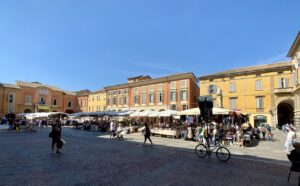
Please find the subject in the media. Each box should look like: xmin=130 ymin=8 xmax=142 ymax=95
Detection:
xmin=0 ymin=127 xmax=298 ymax=186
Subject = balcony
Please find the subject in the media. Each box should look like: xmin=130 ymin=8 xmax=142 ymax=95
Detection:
xmin=274 ymin=87 xmax=293 ymax=94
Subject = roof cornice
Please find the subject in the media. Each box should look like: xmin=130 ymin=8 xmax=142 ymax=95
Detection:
xmin=287 ymin=31 xmax=300 ymax=57
xmin=104 ymin=73 xmax=198 ymax=90
xmin=199 ymin=61 xmax=292 ymax=80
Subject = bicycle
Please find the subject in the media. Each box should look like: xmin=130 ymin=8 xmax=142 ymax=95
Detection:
xmin=195 ymin=142 xmax=231 ymax=162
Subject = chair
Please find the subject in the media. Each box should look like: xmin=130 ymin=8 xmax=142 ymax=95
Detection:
xmin=287 ymin=153 xmax=300 ymax=184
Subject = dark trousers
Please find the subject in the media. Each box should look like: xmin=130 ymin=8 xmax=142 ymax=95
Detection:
xmin=144 ymin=134 xmax=152 ymax=144
xmin=52 ymin=136 xmax=60 ymax=151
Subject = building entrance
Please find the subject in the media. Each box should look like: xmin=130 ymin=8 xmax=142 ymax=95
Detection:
xmin=277 ymin=101 xmax=294 ymax=127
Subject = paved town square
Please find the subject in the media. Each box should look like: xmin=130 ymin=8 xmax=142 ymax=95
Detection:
xmin=0 ymin=128 xmax=298 ymax=186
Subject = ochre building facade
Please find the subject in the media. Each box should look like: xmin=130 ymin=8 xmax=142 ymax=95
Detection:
xmin=88 ymin=90 xmax=106 ymax=112
xmin=199 ymin=62 xmax=294 ymax=127
xmin=288 ymin=31 xmax=300 ymax=127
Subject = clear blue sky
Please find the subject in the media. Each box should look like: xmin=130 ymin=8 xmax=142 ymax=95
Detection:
xmin=0 ymin=0 xmax=300 ymax=91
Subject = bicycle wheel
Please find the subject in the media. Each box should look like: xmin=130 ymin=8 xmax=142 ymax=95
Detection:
xmin=195 ymin=144 xmax=208 ymax=158
xmin=216 ymin=147 xmax=230 ymax=162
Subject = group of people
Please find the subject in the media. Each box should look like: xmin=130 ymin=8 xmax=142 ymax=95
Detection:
xmin=180 ymin=119 xmax=274 ymax=147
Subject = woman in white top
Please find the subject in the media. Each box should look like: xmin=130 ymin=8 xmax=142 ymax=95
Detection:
xmin=285 ymin=127 xmax=297 ymax=152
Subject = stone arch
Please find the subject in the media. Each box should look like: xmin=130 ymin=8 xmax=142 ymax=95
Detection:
xmin=277 ymin=98 xmax=294 ymax=127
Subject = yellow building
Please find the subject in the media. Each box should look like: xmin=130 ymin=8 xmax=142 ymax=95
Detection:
xmin=288 ymin=31 xmax=300 ymax=127
xmin=199 ymin=61 xmax=294 ymax=127
xmin=88 ymin=90 xmax=106 ymax=112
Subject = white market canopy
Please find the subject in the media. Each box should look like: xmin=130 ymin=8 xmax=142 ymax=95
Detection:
xmin=176 ymin=107 xmax=234 ymax=116
xmin=129 ymin=109 xmax=177 ymax=117
xmin=212 ymin=107 xmax=233 ymax=115
xmin=177 ymin=108 xmax=200 ymax=116
xmin=18 ymin=112 xmax=67 ymax=119
xmin=158 ymin=110 xmax=177 ymax=117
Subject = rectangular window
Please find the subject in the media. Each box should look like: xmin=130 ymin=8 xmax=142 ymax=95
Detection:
xmin=229 ymin=98 xmax=237 ymax=109
xmin=135 ymin=87 xmax=139 ymax=93
xmin=25 ymin=95 xmax=32 ymax=104
xmin=67 ymin=101 xmax=72 ymax=108
xmin=256 ymin=96 xmax=264 ymax=109
xmin=150 ymin=85 xmax=154 ymax=92
xmin=107 ymin=98 xmax=110 ymax=105
xmin=182 ymin=105 xmax=187 ymax=110
xmin=170 ymin=91 xmax=176 ymax=101
xmin=8 ymin=94 xmax=14 ymax=112
xmin=134 ymin=95 xmax=139 ymax=104
xmin=181 ymin=80 xmax=187 ymax=88
xmin=279 ymin=78 xmax=289 ymax=88
xmin=123 ymin=96 xmax=127 ymax=105
xmin=180 ymin=90 xmax=187 ymax=101
xmin=118 ymin=90 xmax=122 ymax=94
xmin=171 ymin=105 xmax=177 ymax=110
xmin=112 ymin=97 xmax=116 ymax=105
xmin=170 ymin=81 xmax=176 ymax=89
xmin=229 ymin=83 xmax=236 ymax=93
xmin=124 ymin=89 xmax=128 ymax=94
xmin=158 ymin=92 xmax=164 ymax=102
xmin=8 ymin=94 xmax=14 ymax=103
xmin=208 ymin=85 xmax=216 ymax=94
xmin=158 ymin=84 xmax=163 ymax=91
xmin=119 ymin=97 xmax=122 ymax=105
xmin=97 ymin=96 xmax=100 ymax=101
xmin=255 ymin=80 xmax=262 ymax=90
xmin=53 ymin=99 xmax=57 ymax=105
xmin=149 ymin=93 xmax=155 ymax=103
xmin=141 ymin=93 xmax=146 ymax=104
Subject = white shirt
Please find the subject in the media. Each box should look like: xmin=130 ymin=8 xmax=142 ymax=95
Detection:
xmin=287 ymin=131 xmax=296 ymax=141
xmin=110 ymin=122 xmax=116 ymax=131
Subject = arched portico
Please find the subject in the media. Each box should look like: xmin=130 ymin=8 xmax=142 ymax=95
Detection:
xmin=277 ymin=98 xmax=294 ymax=127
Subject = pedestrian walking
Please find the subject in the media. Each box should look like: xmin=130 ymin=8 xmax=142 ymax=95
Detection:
xmin=143 ymin=122 xmax=153 ymax=145
xmin=260 ymin=125 xmax=266 ymax=140
xmin=285 ymin=127 xmax=297 ymax=152
xmin=50 ymin=119 xmax=62 ymax=154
